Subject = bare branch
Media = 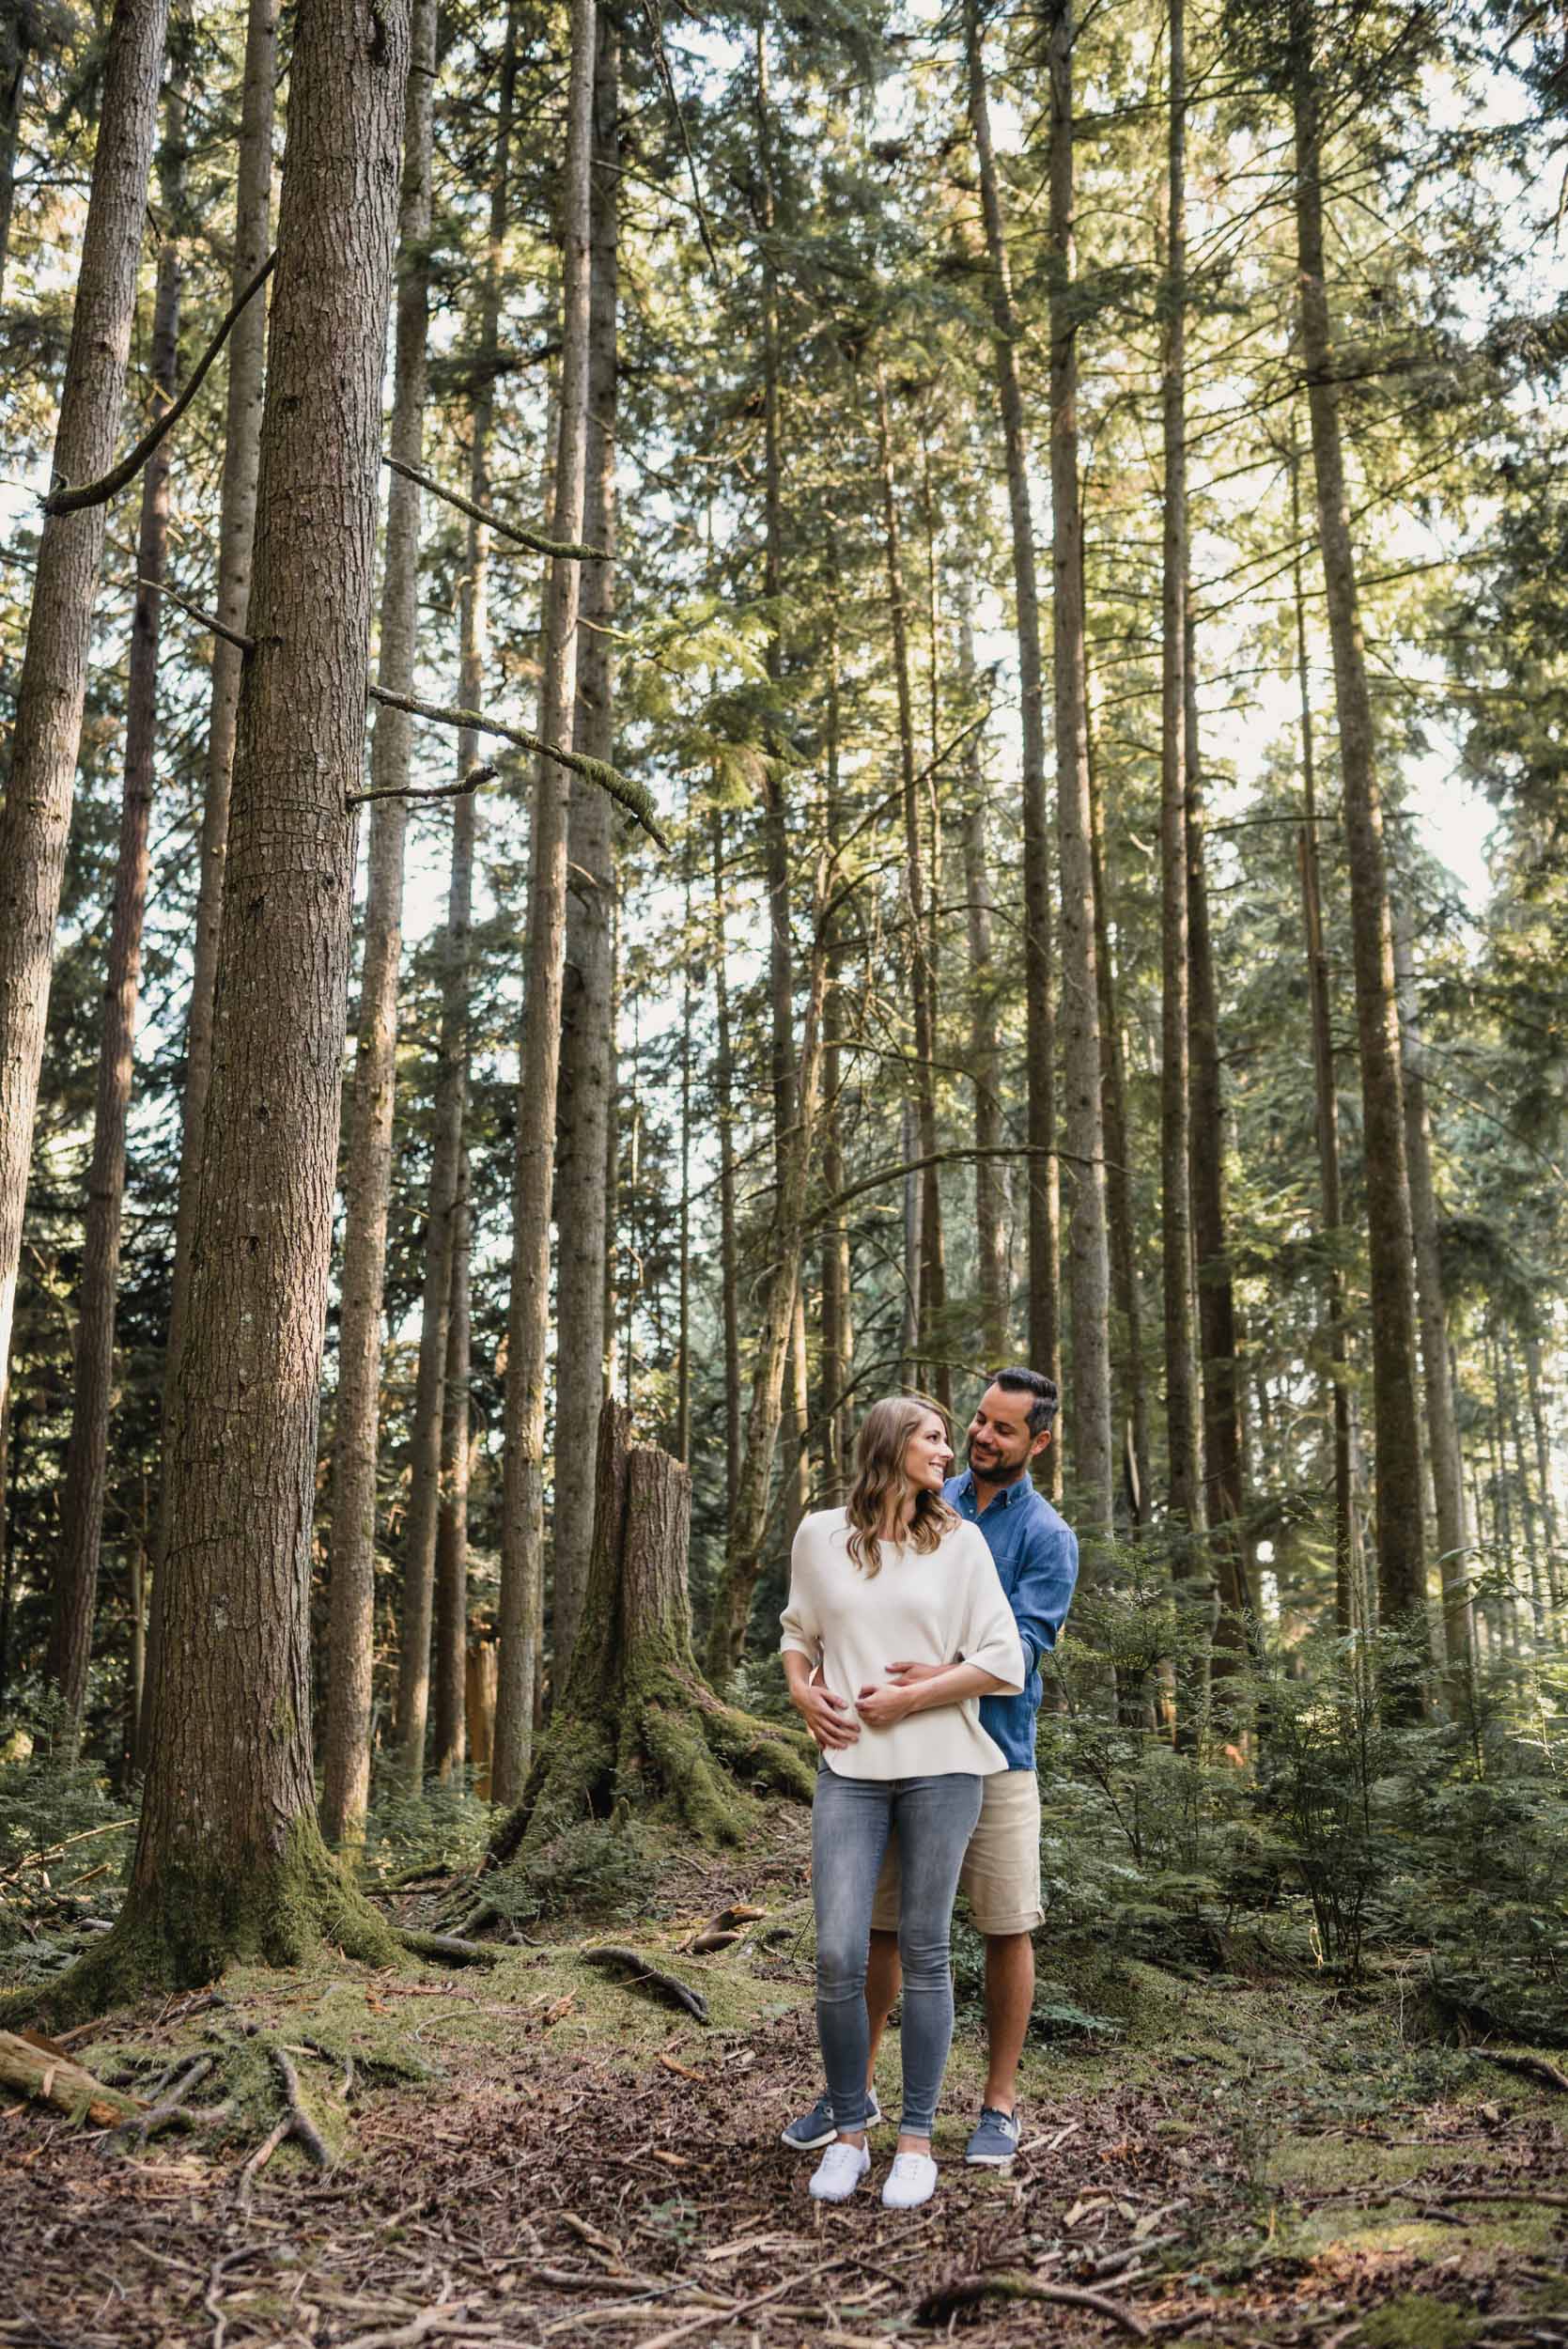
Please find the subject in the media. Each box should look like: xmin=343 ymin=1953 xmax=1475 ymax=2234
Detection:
xmin=366 ymin=684 xmax=665 ymax=846
xmin=42 ymin=251 xmax=279 ymax=516
xmin=127 ymin=575 xmax=255 ymax=655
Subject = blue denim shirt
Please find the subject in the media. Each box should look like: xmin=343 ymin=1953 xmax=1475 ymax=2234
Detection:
xmin=944 ymin=1470 xmax=1078 ymax=1769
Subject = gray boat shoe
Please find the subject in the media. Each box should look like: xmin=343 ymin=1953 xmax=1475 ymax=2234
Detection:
xmin=964 ymin=2105 xmax=1021 ymax=2166
xmin=780 ymin=2087 xmax=883 ymax=2152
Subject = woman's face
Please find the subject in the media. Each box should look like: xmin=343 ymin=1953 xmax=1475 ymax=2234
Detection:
xmin=902 ymin=1412 xmax=954 ymax=1494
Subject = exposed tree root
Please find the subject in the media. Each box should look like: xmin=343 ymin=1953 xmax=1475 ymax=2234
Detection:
xmin=582 ymin=1946 xmax=710 ymax=2023
xmin=483 ymin=1408 xmax=813 ymax=1906
xmin=396 ymin=1930 xmax=508 ymax=1969
xmin=11 ymin=1819 xmax=399 ymax=2028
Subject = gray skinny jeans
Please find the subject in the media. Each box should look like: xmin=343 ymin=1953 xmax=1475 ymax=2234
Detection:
xmin=812 ymin=1764 xmax=984 ymax=2138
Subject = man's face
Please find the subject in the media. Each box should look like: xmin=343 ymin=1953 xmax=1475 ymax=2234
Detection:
xmin=967 ymin=1382 xmax=1049 ymax=1483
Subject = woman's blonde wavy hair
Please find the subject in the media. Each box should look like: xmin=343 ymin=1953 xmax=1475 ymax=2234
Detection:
xmin=844 ymin=1395 xmax=958 ymax=1577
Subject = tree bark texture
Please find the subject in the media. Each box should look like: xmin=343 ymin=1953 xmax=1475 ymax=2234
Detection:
xmin=706 ymin=933 xmax=828 ymax=1684
xmin=0 ymin=0 xmax=168 ymax=1443
xmin=49 ymin=86 xmax=184 ymax=1743
xmin=495 ymin=0 xmax=598 ymax=1805
xmin=491 ymin=1403 xmax=813 ymax=1876
xmin=101 ymin=0 xmax=408 ymax=1999
xmin=965 ymin=0 xmax=1057 ymax=1397
xmin=0 ymin=0 xmax=33 ymax=304
xmin=146 ymin=0 xmax=276 ymax=1755
xmin=1047 ymin=0 xmax=1114 ymax=1534
xmin=875 ymin=366 xmax=946 ymax=1405
xmin=321 ymin=0 xmax=437 ymax=1844
xmin=1186 ymin=607 xmax=1250 ymax=1676
xmin=820 ymin=593 xmax=853 ymax=1497
xmin=432 ymin=1150 xmax=472 ymax=1782
xmin=1289 ymin=472 xmax=1355 ymax=1640
xmin=1088 ymin=729 xmax=1148 ymax=1532
xmin=1159 ymin=0 xmax=1203 ymax=1594
xmin=711 ymin=808 xmax=743 ymax=1530
xmin=552 ymin=6 xmax=619 ymax=1680
xmin=958 ymin=599 xmax=1010 ymax=1366
xmin=1291 ymin=3 xmax=1427 ymax=1667
xmin=392 ymin=0 xmax=517 ymax=1794
xmin=1392 ymin=905 xmax=1471 ymax=1685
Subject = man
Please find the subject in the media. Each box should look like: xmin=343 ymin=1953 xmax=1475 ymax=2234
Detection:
xmin=782 ymin=1367 xmax=1078 ymax=2167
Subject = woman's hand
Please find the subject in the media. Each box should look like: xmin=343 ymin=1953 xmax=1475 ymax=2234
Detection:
xmin=854 ymin=1680 xmax=918 ymax=1731
xmin=795 ymin=1683 xmax=860 ymax=1750
xmin=883 ymin=1659 xmax=944 ymax=1688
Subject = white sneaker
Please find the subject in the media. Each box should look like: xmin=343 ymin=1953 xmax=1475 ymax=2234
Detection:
xmin=881 ymin=2151 xmax=938 ymax=2209
xmin=809 ymin=2139 xmax=871 ymax=2201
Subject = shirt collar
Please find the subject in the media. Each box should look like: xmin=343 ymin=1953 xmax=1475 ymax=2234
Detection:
xmin=957 ymin=1470 xmax=1030 ymax=1510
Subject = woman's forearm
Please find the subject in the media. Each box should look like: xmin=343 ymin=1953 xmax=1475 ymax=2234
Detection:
xmin=902 ymin=1659 xmax=1011 ymax=1714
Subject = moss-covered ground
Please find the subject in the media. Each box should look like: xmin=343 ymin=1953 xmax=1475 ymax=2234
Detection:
xmin=3 ymin=1806 xmax=1565 ymax=2348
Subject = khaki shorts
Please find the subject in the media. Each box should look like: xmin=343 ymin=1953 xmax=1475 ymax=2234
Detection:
xmin=870 ymin=1767 xmax=1042 ymax=1938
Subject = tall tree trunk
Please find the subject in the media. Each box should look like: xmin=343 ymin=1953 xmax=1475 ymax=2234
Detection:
xmin=0 ymin=0 xmax=168 ymax=1448
xmin=710 ymin=807 xmax=742 ymax=1531
xmin=1523 ymin=1330 xmax=1561 ymax=1612
xmin=494 ymin=0 xmax=598 ymax=1805
xmin=1290 ymin=440 xmax=1357 ymax=1638
xmin=1186 ymin=604 xmax=1250 ymax=1682
xmin=48 ymin=86 xmax=184 ymax=1745
xmin=1290 ymin=0 xmax=1427 ymax=1680
xmin=552 ymin=4 xmax=618 ymax=1678
xmin=0 ymin=0 xmax=33 ymax=303
xmin=820 ymin=589 xmax=853 ymax=1499
xmin=146 ymin=0 xmax=276 ymax=1753
xmin=964 ymin=0 xmax=1058 ymax=1398
xmin=901 ymin=1097 xmax=922 ymax=1385
xmin=1047 ymin=0 xmax=1113 ymax=1533
xmin=87 ymin=0 xmax=409 ymax=2004
xmin=1159 ymin=0 xmax=1203 ymax=1612
xmin=431 ymin=1148 xmax=471 ymax=1784
xmin=676 ymin=855 xmax=693 ymax=1464
xmin=320 ymin=0 xmax=437 ymax=1845
xmin=875 ymin=365 xmax=944 ymax=1402
xmin=392 ymin=1 xmax=517 ymax=1794
xmin=960 ymin=600 xmax=1009 ymax=1367
xmin=1392 ymin=905 xmax=1471 ymax=1689
xmin=705 ymin=937 xmax=828 ymax=1685
xmin=1088 ymin=724 xmax=1148 ymax=1531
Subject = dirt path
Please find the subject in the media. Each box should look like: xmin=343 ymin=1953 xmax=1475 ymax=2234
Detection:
xmin=4 ymin=1823 xmax=1566 ymax=2348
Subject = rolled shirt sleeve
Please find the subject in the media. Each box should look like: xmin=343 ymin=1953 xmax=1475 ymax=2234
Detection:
xmin=955 ymin=1528 xmax=1027 ymax=1693
xmin=1009 ymin=1516 xmax=1079 ymax=1679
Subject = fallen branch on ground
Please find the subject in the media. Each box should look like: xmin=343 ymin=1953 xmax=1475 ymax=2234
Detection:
xmin=0 ymin=2028 xmax=142 ymax=2125
xmin=1480 ymin=2050 xmax=1568 ymax=2095
xmin=42 ymin=251 xmax=278 ymax=516
xmin=118 ymin=2052 xmax=219 ymax=2142
xmin=915 ymin=2269 xmax=1151 ymax=2339
xmin=1393 ymin=2185 xmax=1568 ymax=2213
xmin=396 ymin=1928 xmax=509 ymax=1968
xmin=581 ymin=1947 xmax=709 ymax=2024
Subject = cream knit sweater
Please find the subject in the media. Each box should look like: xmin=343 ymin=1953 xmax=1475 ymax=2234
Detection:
xmin=780 ymin=1506 xmax=1025 ymax=1781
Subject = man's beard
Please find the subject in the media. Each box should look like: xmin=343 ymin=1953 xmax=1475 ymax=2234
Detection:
xmin=968 ymin=1439 xmax=1027 ymax=1483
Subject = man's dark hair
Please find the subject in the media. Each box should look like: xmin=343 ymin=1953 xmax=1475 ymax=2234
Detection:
xmin=989 ymin=1366 xmax=1060 ymax=1438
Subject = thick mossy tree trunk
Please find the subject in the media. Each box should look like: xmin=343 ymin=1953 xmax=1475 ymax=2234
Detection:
xmin=490 ymin=1403 xmax=814 ymax=1875
xmin=31 ymin=0 xmax=410 ymax=2022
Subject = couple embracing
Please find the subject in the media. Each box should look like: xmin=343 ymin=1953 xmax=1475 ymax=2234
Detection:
xmin=778 ymin=1371 xmax=1079 ymax=2210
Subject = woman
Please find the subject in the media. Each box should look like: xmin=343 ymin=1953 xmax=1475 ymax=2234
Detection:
xmin=780 ymin=1396 xmax=1025 ymax=2209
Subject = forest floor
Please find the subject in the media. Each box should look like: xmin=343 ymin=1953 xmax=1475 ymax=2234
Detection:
xmin=3 ymin=1807 xmax=1566 ymax=2349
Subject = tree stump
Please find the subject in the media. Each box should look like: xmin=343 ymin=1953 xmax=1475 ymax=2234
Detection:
xmin=489 ymin=1403 xmax=813 ymax=1872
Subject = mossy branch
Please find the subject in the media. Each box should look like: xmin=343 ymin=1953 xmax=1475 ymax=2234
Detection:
xmin=386 ymin=454 xmax=608 ymax=562
xmin=42 ymin=251 xmax=279 ymax=516
xmin=365 ymin=686 xmax=665 ymax=845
